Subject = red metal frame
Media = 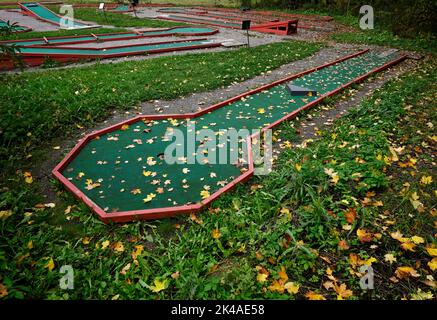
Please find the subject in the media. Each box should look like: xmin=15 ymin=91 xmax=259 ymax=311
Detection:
xmin=0 ymin=26 xmax=219 ymax=47
xmin=52 ymin=49 xmax=407 ymax=223
xmin=18 ymin=2 xmax=99 ymax=29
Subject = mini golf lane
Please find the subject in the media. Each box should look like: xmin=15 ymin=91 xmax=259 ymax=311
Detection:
xmin=54 ymin=49 xmax=407 ymax=223
xmin=16 ymin=38 xmax=218 ymax=56
xmin=0 ymin=27 xmax=221 ymax=69
xmin=19 ymin=2 xmax=99 ymax=29
xmin=1 ymin=27 xmax=219 ymax=47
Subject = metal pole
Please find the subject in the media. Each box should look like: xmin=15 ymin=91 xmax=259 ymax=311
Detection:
xmin=246 ymin=29 xmax=250 ymax=48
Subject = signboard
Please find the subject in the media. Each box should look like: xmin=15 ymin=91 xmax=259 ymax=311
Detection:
xmin=242 ymin=20 xmax=251 ymax=30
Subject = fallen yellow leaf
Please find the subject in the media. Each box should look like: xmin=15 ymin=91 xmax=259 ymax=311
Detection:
xmin=211 ymin=228 xmax=221 ymax=239
xmin=428 ymin=258 xmax=437 ymax=271
xmin=200 ymin=190 xmax=210 ymax=200
xmin=148 ymin=279 xmax=168 ymax=293
xmin=425 ymin=246 xmax=437 ymax=257
xmin=256 ymin=273 xmax=268 ymax=283
xmin=44 ymin=257 xmax=55 ymax=271
xmin=101 ymin=240 xmax=110 ymax=250
xmin=305 ymin=291 xmax=326 ymax=300
xmin=113 ymin=241 xmax=124 ymax=253
xmin=395 ymin=266 xmax=420 ymax=279
xmin=284 ymin=281 xmax=300 ymax=294
xmin=411 ymin=236 xmax=425 ymax=244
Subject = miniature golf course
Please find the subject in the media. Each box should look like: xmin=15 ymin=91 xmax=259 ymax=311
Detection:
xmin=53 ymin=49 xmax=407 ymax=223
xmin=19 ymin=2 xmax=100 ymax=29
xmin=0 ymin=18 xmax=32 ymax=32
xmin=0 ymin=26 xmax=220 ymax=69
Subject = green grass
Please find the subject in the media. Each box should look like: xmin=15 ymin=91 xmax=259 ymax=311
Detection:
xmin=332 ymin=29 xmax=437 ymax=55
xmin=1 ymin=56 xmax=435 ymax=300
xmin=0 ymin=40 xmax=322 ymax=171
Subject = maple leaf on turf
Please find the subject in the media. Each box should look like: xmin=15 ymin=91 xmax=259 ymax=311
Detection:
xmin=284 ymin=282 xmax=300 ymax=294
xmin=425 ymin=246 xmax=437 ymax=257
xmin=148 ymin=279 xmax=168 ymax=293
xmin=395 ymin=266 xmax=420 ymax=279
xmin=428 ymin=258 xmax=437 ymax=271
xmin=305 ymin=291 xmax=325 ymax=300
xmin=357 ymin=228 xmax=373 ymax=243
xmin=44 ymin=257 xmax=55 ymax=271
xmin=384 ymin=253 xmax=397 ymax=264
xmin=112 ymin=241 xmax=124 ymax=253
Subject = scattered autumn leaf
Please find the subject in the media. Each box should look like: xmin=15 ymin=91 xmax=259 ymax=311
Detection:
xmin=284 ymin=282 xmax=300 ymax=294
xmin=211 ymin=228 xmax=221 ymax=239
xmin=44 ymin=257 xmax=55 ymax=271
xmin=395 ymin=266 xmax=420 ymax=279
xmin=0 ymin=283 xmax=8 ymax=298
xmin=305 ymin=291 xmax=326 ymax=300
xmin=428 ymin=258 xmax=437 ymax=271
xmin=147 ymin=279 xmax=168 ymax=293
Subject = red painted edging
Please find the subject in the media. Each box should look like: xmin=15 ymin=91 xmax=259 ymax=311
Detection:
xmin=0 ymin=26 xmax=219 ymax=47
xmin=53 ymin=50 xmax=407 ymax=223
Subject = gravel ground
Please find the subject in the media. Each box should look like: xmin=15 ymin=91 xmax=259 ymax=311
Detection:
xmin=0 ymin=9 xmax=58 ymax=31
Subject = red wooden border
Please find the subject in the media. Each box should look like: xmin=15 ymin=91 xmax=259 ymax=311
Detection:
xmin=0 ymin=26 xmax=219 ymax=47
xmin=52 ymin=50 xmax=407 ymax=223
